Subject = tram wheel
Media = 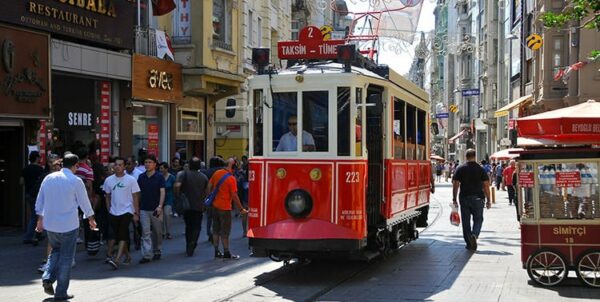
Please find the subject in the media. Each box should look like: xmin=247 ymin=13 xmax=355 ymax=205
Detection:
xmin=575 ymin=250 xmax=600 ymax=288
xmin=526 ymin=249 xmax=567 ymax=287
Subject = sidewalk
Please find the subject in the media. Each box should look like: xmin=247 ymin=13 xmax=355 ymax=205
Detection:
xmin=319 ymin=181 xmax=600 ymax=302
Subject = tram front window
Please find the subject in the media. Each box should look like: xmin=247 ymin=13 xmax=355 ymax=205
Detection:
xmin=272 ymin=91 xmax=327 ymax=153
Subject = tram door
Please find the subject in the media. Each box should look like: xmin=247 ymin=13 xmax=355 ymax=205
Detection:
xmin=365 ymin=86 xmax=384 ymax=227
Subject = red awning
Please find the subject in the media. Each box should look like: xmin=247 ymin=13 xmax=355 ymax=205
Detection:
xmin=517 ymin=99 xmax=600 ymax=144
xmin=490 ymin=148 xmax=523 ymax=161
xmin=448 ymin=129 xmax=467 ymax=143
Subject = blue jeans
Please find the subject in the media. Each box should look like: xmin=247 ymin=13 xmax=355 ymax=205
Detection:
xmin=459 ymin=196 xmax=485 ymax=246
xmin=23 ymin=194 xmax=38 ymax=241
xmin=43 ymin=228 xmax=78 ymax=298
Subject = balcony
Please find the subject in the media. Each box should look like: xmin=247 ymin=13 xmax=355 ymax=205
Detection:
xmin=134 ymin=26 xmax=157 ymax=57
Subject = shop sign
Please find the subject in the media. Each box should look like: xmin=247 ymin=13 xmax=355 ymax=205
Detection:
xmin=39 ymin=120 xmax=47 ymax=166
xmin=99 ymin=82 xmax=110 ymax=165
xmin=461 ymin=89 xmax=480 ymax=96
xmin=132 ymin=54 xmax=183 ymax=102
xmin=518 ymin=171 xmax=534 ymax=188
xmin=0 ymin=25 xmax=50 ymax=118
xmin=0 ymin=1 xmax=135 ymax=49
xmin=147 ymin=123 xmax=159 ymax=157
xmin=555 ymin=171 xmax=581 ymax=188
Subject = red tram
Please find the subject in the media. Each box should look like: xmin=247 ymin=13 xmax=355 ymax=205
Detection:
xmin=245 ymin=26 xmax=432 ymax=261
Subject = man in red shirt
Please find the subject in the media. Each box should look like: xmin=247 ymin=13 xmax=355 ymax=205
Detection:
xmin=207 ymin=158 xmax=247 ymax=259
xmin=503 ymin=160 xmax=517 ymax=206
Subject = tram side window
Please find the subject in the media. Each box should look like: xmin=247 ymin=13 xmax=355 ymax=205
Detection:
xmin=302 ymin=91 xmax=329 ymax=152
xmin=537 ymin=162 xmax=599 ymax=220
xmin=273 ymin=92 xmax=298 ymax=152
xmin=253 ymin=89 xmax=263 ymax=156
xmin=417 ymin=109 xmax=426 ymax=160
xmin=337 ymin=87 xmax=351 ymax=156
xmin=518 ymin=163 xmax=534 ymax=219
xmin=393 ymin=98 xmax=406 ymax=159
xmin=406 ymin=105 xmax=417 ymax=160
xmin=355 ymin=88 xmax=363 ymax=156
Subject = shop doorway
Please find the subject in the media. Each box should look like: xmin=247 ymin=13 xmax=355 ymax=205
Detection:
xmin=0 ymin=127 xmax=24 ymax=227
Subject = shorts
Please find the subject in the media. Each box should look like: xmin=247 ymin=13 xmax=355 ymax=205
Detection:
xmin=211 ymin=209 xmax=232 ymax=237
xmin=109 ymin=213 xmax=133 ymax=242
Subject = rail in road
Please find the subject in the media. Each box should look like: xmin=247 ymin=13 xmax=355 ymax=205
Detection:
xmin=216 ymin=198 xmax=443 ymax=302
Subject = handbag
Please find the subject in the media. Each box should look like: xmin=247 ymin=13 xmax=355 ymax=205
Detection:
xmin=174 ymin=171 xmax=191 ymax=214
xmin=203 ymin=172 xmax=232 ymax=207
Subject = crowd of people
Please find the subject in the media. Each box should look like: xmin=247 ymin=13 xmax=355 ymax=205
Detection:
xmin=22 ymin=149 xmax=250 ymax=301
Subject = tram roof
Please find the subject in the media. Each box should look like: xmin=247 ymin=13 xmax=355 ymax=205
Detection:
xmin=256 ymin=62 xmax=429 ymax=103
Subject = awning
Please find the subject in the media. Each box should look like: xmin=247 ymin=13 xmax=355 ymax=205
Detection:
xmin=448 ymin=129 xmax=467 ymax=143
xmin=494 ymin=94 xmax=533 ymax=118
xmin=490 ymin=148 xmax=524 ymax=161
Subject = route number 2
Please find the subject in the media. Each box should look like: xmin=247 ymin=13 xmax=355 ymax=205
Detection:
xmin=345 ymin=171 xmax=360 ymax=183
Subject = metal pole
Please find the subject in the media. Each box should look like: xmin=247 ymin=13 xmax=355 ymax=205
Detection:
xmin=137 ymin=0 xmax=141 ymax=26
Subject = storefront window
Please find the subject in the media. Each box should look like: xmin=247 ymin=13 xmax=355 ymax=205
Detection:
xmin=537 ymin=162 xmax=600 ymax=220
xmin=133 ymin=103 xmax=167 ymax=160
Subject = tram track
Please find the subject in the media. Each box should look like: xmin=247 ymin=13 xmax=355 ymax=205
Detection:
xmin=216 ymin=197 xmax=444 ymax=302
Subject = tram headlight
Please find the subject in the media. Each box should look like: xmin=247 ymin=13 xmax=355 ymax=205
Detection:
xmin=285 ymin=189 xmax=313 ymax=218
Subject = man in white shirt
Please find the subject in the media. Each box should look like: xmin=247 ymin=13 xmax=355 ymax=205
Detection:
xmin=276 ymin=115 xmax=315 ymax=152
xmin=35 ymin=153 xmax=96 ymax=301
xmin=104 ymin=157 xmax=141 ymax=270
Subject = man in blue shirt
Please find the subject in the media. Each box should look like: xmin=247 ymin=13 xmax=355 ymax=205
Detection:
xmin=137 ymin=155 xmax=166 ymax=263
xmin=35 ymin=153 xmax=96 ymax=301
xmin=276 ymin=115 xmax=315 ymax=152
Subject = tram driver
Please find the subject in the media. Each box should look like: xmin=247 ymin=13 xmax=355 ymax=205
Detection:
xmin=276 ymin=115 xmax=316 ymax=152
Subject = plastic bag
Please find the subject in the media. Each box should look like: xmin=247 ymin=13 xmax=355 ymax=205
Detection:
xmin=450 ymin=203 xmax=461 ymax=226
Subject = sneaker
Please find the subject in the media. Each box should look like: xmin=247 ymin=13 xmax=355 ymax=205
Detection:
xmin=469 ymin=235 xmax=478 ymax=251
xmin=107 ymin=259 xmax=118 ymax=270
xmin=223 ymin=252 xmax=240 ymax=260
xmin=139 ymin=258 xmax=151 ymax=264
xmin=214 ymin=251 xmax=223 ymax=258
xmin=42 ymin=280 xmax=54 ymax=295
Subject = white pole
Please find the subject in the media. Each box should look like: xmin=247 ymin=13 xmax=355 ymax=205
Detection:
xmin=137 ymin=0 xmax=141 ymax=26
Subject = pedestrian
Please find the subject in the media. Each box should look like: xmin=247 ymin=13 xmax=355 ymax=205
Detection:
xmin=207 ymin=157 xmax=248 ymax=259
xmin=494 ymin=162 xmax=504 ymax=190
xmin=104 ymin=157 xmax=140 ymax=270
xmin=125 ymin=156 xmax=142 ymax=250
xmin=169 ymin=157 xmax=182 ymax=175
xmin=35 ymin=153 xmax=97 ymax=301
xmin=503 ymin=160 xmax=517 ymax=206
xmin=435 ymin=162 xmax=443 ymax=182
xmin=200 ymin=156 xmax=223 ymax=243
xmin=137 ymin=154 xmax=166 ymax=263
xmin=237 ymin=155 xmax=249 ymax=237
xmin=36 ymin=156 xmax=63 ymax=274
xmin=22 ymin=151 xmax=45 ymax=246
xmin=452 ymin=149 xmax=491 ymax=251
xmin=159 ymin=162 xmax=176 ymax=240
xmin=174 ymin=157 xmax=208 ymax=256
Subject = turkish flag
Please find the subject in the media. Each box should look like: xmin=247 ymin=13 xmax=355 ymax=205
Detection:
xmin=152 ymin=0 xmax=176 ymax=16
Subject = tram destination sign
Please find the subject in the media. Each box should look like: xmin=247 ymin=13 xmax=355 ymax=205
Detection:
xmin=278 ymin=26 xmax=346 ymax=60
xmin=0 ymin=1 xmax=135 ymax=49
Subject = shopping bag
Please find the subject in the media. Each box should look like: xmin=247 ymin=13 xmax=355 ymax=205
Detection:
xmin=450 ymin=203 xmax=461 ymax=226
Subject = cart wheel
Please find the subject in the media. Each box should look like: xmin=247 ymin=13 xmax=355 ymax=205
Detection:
xmin=526 ymin=250 xmax=567 ymax=287
xmin=576 ymin=251 xmax=600 ymax=288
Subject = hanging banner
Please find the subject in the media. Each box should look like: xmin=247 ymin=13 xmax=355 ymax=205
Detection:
xmin=39 ymin=120 xmax=47 ymax=166
xmin=100 ymin=82 xmax=111 ymax=165
xmin=148 ymin=123 xmax=159 ymax=157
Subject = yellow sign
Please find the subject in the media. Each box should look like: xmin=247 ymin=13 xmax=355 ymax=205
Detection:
xmin=449 ymin=104 xmax=459 ymax=113
xmin=320 ymin=25 xmax=333 ymax=41
xmin=526 ymin=34 xmax=543 ymax=51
